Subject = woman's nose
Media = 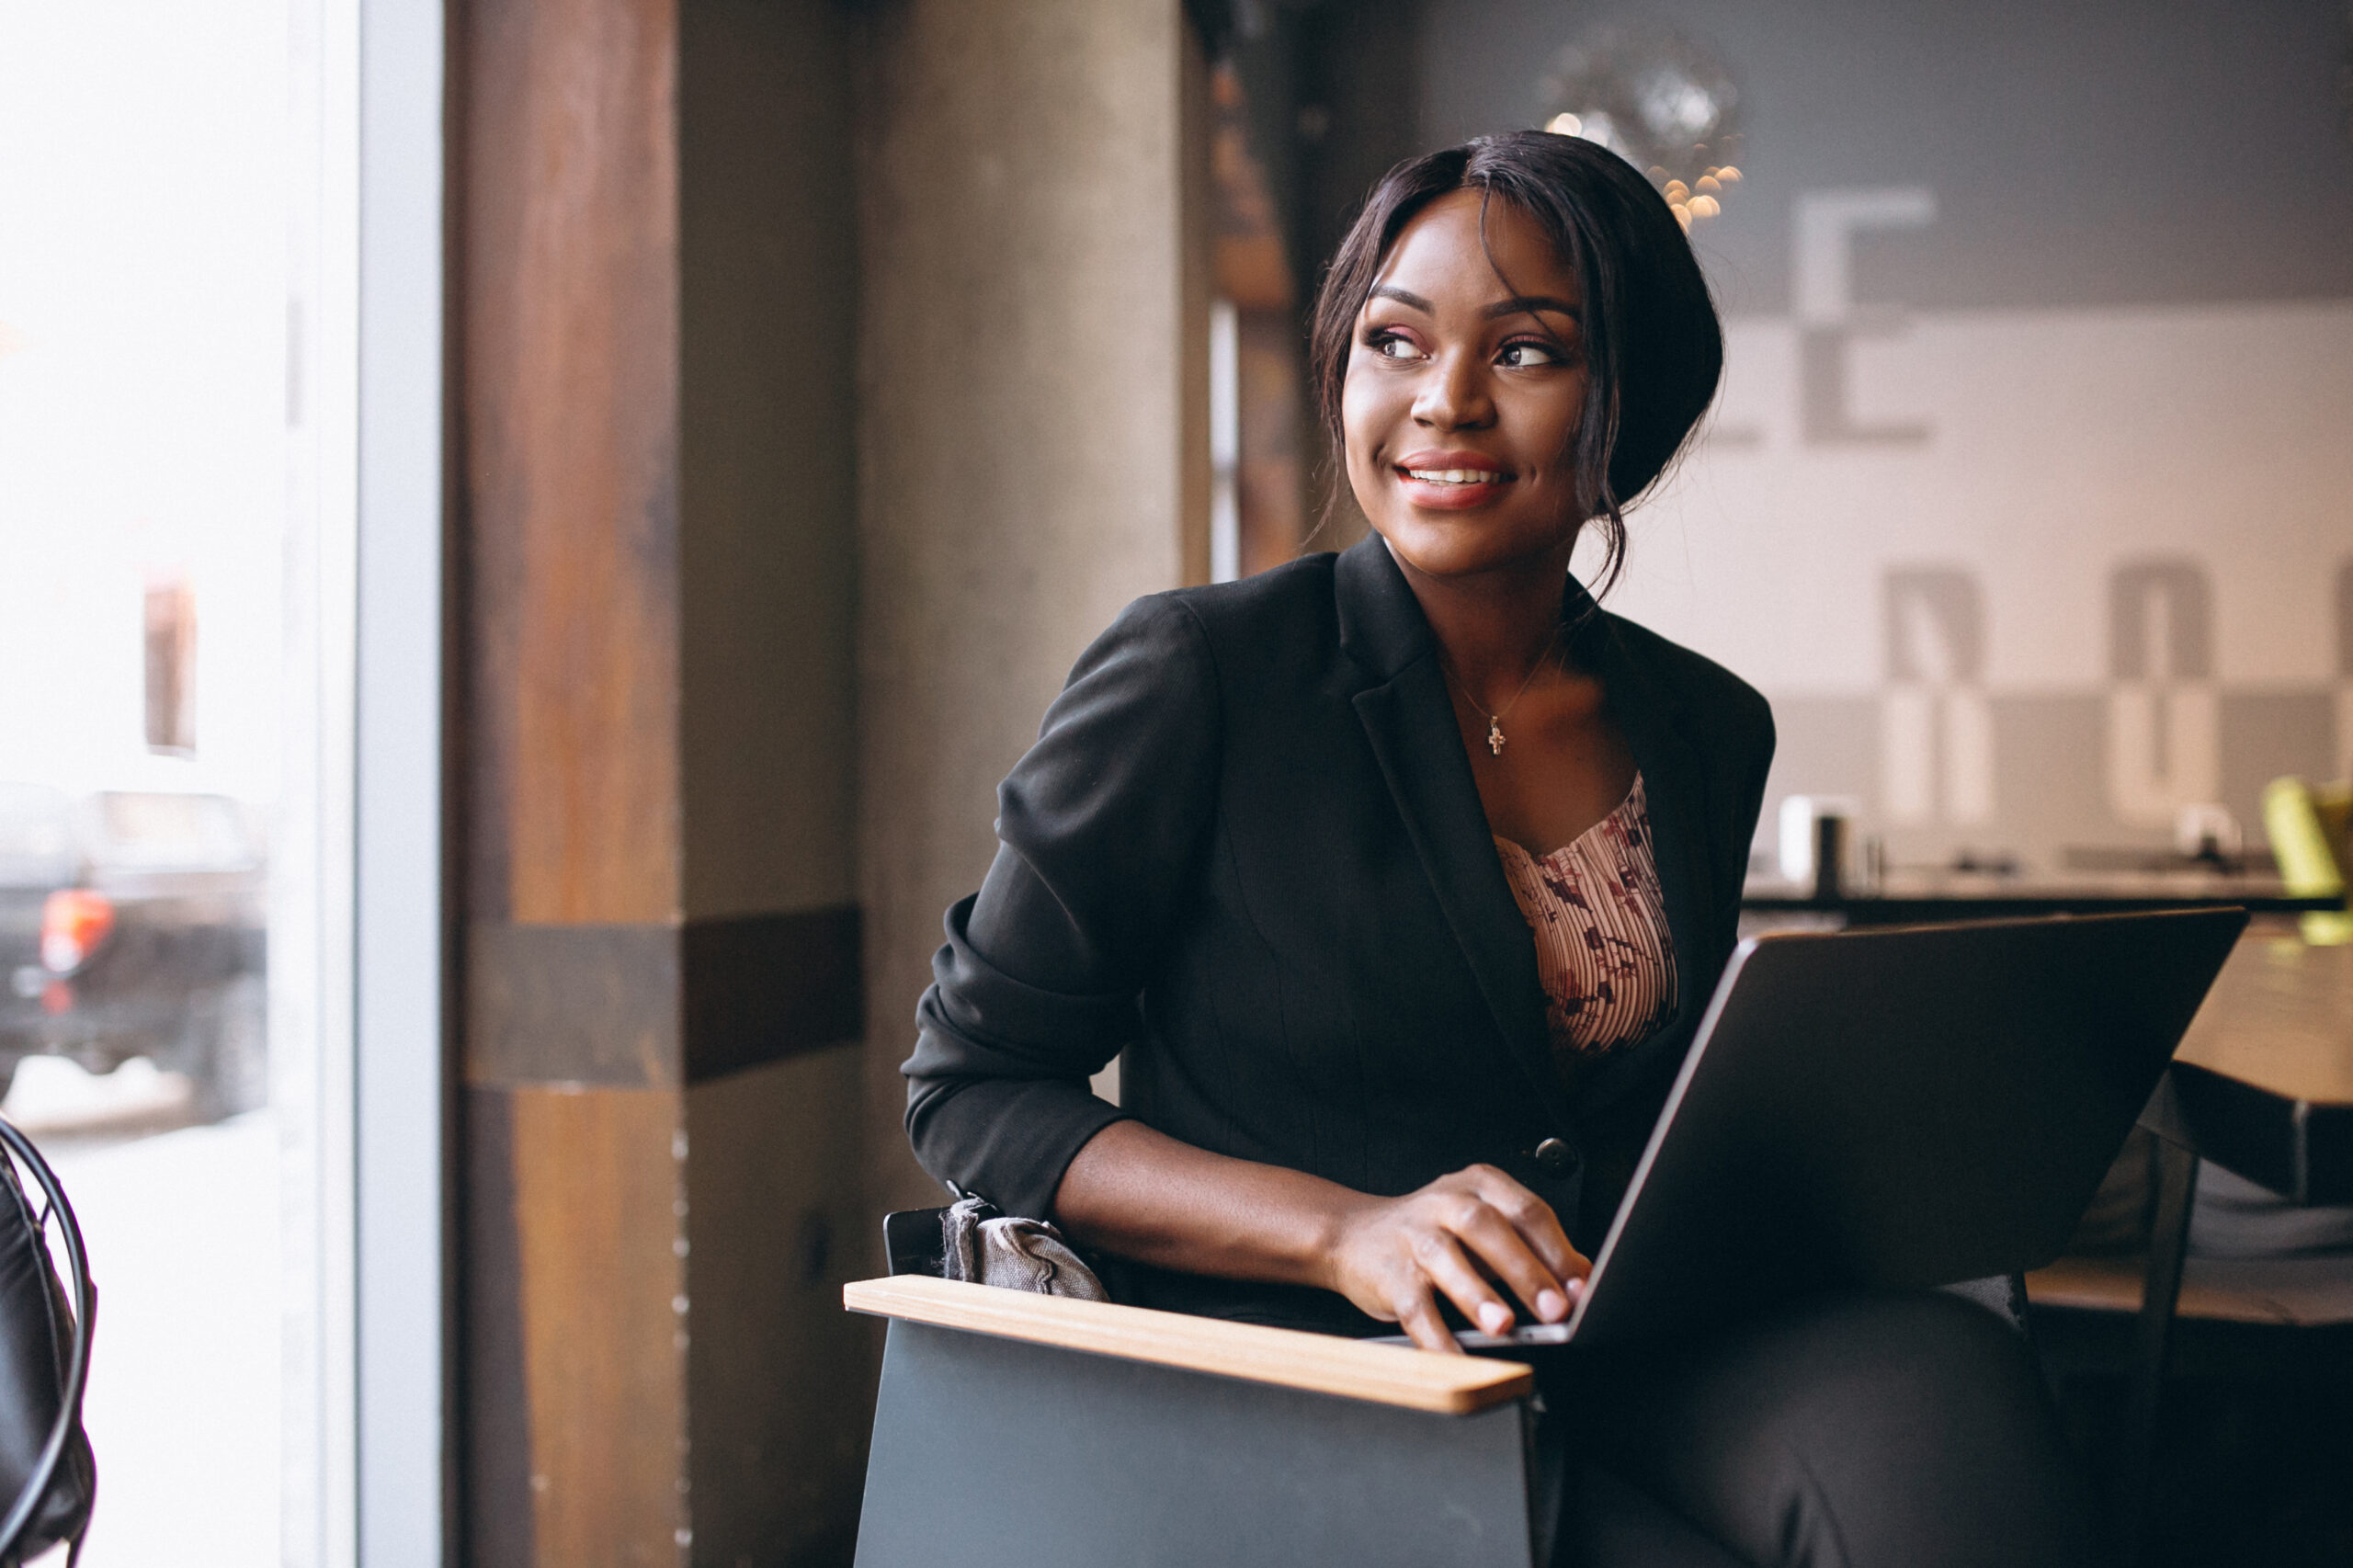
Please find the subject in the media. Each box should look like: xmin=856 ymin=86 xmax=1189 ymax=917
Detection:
xmin=1412 ymin=350 xmax=1494 ymax=430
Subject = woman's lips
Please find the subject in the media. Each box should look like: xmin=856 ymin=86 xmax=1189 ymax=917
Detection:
xmin=1393 ymin=451 xmax=1512 ymax=508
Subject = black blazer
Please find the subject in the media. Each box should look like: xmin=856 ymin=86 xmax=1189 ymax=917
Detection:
xmin=904 ymin=534 xmax=1776 ymax=1333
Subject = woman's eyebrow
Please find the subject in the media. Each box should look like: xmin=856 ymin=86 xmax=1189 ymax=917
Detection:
xmin=1369 ymin=284 xmax=1434 ymax=312
xmin=1483 ymin=295 xmax=1580 ymax=321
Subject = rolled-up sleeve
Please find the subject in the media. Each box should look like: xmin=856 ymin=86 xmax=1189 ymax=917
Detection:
xmin=904 ymin=594 xmax=1222 ymax=1221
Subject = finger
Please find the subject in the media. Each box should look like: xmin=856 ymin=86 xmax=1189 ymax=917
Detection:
xmin=1448 ymin=1201 xmax=1574 ymax=1324
xmin=1414 ymin=1231 xmax=1518 ymax=1338
xmin=1392 ymin=1286 xmax=1461 ymax=1355
xmin=1467 ymin=1166 xmax=1591 ymax=1284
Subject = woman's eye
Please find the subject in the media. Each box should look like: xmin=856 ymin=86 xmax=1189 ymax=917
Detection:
xmin=1498 ymin=340 xmax=1565 ymax=369
xmin=1369 ymin=331 xmax=1427 ymax=362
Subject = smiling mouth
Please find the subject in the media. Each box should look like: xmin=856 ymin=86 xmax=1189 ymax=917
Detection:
xmin=1399 ymin=467 xmax=1508 ymax=485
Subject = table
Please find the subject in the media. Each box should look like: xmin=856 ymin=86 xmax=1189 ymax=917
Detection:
xmin=1742 ymin=875 xmax=2338 ymax=926
xmin=2158 ymin=930 xmax=2353 ymax=1203
xmin=2105 ymin=925 xmax=2350 ymax=1561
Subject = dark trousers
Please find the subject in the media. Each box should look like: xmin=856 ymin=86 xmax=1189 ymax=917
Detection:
xmin=1534 ymin=1290 xmax=2109 ymax=1568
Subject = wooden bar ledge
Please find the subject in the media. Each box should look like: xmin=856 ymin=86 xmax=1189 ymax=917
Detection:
xmin=844 ymin=1275 xmax=1532 ymax=1415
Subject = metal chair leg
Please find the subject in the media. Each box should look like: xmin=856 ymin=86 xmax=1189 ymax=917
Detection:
xmin=2121 ymin=1135 xmax=2198 ymax=1565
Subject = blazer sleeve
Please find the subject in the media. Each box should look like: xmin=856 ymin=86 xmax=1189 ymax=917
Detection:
xmin=903 ymin=593 xmax=1222 ymax=1221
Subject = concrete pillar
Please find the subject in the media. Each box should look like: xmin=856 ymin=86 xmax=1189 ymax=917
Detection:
xmin=458 ymin=1 xmax=868 ymax=1562
xmin=855 ymin=0 xmax=1214 ymax=1218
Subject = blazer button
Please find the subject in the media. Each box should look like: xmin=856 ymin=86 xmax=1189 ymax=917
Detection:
xmin=1533 ymin=1138 xmax=1574 ymax=1175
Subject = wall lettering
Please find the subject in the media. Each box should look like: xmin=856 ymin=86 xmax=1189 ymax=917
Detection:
xmin=2105 ymin=558 xmax=2220 ymax=826
xmin=1794 ymin=187 xmax=1935 ymax=446
xmin=1881 ymin=567 xmax=1992 ymax=824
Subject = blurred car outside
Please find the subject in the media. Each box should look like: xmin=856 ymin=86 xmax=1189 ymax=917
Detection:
xmin=0 ymin=784 xmax=267 ymax=1121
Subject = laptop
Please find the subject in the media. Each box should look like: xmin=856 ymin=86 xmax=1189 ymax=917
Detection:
xmin=1436 ymin=908 xmax=2245 ymax=1350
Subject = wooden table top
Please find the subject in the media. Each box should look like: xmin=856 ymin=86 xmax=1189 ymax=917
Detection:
xmin=2173 ymin=923 xmax=2353 ymax=1108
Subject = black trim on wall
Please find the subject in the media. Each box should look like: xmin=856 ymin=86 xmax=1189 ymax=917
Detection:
xmin=467 ymin=905 xmax=863 ymax=1088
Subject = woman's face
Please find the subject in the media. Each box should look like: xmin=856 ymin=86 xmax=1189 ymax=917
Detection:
xmin=1342 ymin=188 xmax=1590 ymax=583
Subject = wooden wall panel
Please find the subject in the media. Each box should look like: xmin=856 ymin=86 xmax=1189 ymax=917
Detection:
xmin=510 ymin=1085 xmax=688 ymax=1568
xmin=462 ymin=909 xmax=862 ymax=1089
xmin=465 ymin=1089 xmax=537 ymax=1568
xmin=466 ymin=0 xmax=683 ymax=927
xmin=457 ymin=1 xmax=1170 ymax=1561
xmin=469 ymin=924 xmax=681 ymax=1086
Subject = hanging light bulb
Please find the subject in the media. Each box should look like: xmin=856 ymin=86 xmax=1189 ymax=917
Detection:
xmin=1537 ymin=23 xmax=1746 ymax=224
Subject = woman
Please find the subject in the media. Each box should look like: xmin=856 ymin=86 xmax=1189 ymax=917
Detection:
xmin=904 ymin=133 xmax=2101 ymax=1567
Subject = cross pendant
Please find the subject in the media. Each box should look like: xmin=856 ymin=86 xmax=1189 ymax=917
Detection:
xmin=1487 ymin=717 xmax=1506 ymax=756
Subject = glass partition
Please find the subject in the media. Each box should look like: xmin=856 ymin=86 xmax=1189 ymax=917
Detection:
xmin=0 ymin=2 xmax=366 ymax=1561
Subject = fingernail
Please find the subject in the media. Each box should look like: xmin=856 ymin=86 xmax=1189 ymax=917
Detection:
xmin=1536 ymin=1290 xmax=1567 ymax=1322
xmin=1563 ymin=1277 xmax=1586 ymax=1297
xmin=1477 ymin=1301 xmax=1511 ymax=1335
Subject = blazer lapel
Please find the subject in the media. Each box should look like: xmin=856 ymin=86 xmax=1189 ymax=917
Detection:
xmin=1336 ymin=540 xmax=1575 ymax=1126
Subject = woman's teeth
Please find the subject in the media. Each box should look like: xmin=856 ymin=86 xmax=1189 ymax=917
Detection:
xmin=1403 ymin=469 xmax=1501 ymax=484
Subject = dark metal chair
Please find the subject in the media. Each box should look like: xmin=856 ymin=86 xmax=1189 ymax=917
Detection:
xmin=847 ymin=1227 xmax=1539 ymax=1568
xmin=2030 ymin=1102 xmax=2353 ymax=1567
xmin=0 ymin=1117 xmax=95 ymax=1566
xmin=852 ymin=1210 xmax=2037 ymax=1568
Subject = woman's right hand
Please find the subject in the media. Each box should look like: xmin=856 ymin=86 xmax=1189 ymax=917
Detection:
xmin=1324 ymin=1165 xmax=1591 ymax=1354
xmin=1055 ymin=1124 xmax=1588 ymax=1354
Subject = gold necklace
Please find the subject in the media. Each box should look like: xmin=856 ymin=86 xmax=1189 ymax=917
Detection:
xmin=1438 ymin=631 xmax=1562 ymax=756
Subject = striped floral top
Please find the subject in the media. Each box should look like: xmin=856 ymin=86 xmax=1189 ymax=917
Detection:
xmin=1491 ymin=774 xmax=1678 ymax=1075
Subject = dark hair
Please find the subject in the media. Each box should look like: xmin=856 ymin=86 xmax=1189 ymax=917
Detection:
xmin=1308 ymin=131 xmax=1723 ymax=595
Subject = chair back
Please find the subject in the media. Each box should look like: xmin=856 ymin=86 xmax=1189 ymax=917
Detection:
xmin=0 ymin=1117 xmax=95 ymax=1566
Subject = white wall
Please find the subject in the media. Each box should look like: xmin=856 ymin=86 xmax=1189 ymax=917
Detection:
xmin=1421 ymin=0 xmax=2353 ymax=868
xmin=1601 ymin=290 xmax=2353 ymax=864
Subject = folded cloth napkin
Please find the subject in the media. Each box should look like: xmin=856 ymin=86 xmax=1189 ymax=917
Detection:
xmin=940 ymin=1196 xmax=1109 ymax=1301
xmin=2191 ymin=1162 xmax=2353 ymax=1258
